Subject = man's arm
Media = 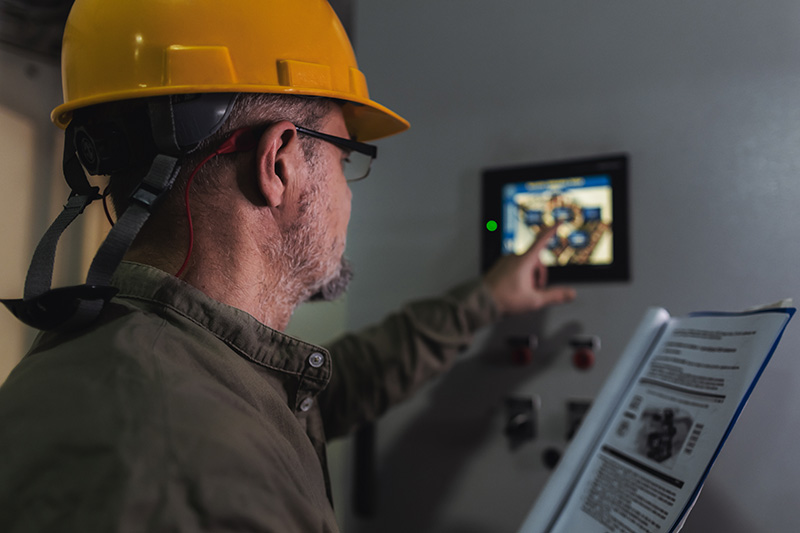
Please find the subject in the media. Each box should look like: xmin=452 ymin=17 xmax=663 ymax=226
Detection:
xmin=320 ymin=225 xmax=575 ymax=439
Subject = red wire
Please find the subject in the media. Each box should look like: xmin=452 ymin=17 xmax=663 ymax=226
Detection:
xmin=175 ymin=127 xmax=258 ymax=278
xmin=175 ymin=151 xmax=217 ymax=278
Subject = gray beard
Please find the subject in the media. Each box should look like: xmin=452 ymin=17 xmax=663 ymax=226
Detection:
xmin=307 ymin=257 xmax=353 ymax=302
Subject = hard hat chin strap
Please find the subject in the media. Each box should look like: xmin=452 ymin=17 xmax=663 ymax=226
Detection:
xmin=2 ymin=98 xmax=183 ymax=331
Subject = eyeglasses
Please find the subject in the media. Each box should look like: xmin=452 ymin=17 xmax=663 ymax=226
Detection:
xmin=295 ymin=125 xmax=377 ymax=182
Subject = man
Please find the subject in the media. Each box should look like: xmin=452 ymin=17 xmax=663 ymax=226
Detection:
xmin=0 ymin=1 xmax=575 ymax=531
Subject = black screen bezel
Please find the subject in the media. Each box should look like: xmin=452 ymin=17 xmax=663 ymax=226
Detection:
xmin=481 ymin=153 xmax=630 ymax=283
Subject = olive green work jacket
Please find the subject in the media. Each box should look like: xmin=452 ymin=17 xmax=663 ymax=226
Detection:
xmin=0 ymin=261 xmax=498 ymax=532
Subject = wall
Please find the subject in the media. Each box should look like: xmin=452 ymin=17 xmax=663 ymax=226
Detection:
xmin=0 ymin=49 xmax=60 ymax=381
xmin=0 ymin=47 xmax=108 ymax=382
xmin=331 ymin=1 xmax=800 ymax=531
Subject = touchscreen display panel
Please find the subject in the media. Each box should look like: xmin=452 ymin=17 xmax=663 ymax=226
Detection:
xmin=482 ymin=154 xmax=629 ymax=283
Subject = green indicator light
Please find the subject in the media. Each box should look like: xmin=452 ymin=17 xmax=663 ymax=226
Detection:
xmin=486 ymin=220 xmax=498 ymax=232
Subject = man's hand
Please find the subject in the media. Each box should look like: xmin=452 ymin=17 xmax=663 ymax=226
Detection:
xmin=484 ymin=224 xmax=576 ymax=316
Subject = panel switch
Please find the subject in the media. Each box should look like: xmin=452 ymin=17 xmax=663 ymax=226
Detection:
xmin=504 ymin=396 xmax=539 ymax=449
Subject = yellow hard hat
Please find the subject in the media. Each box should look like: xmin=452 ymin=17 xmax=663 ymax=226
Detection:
xmin=52 ymin=0 xmax=409 ymax=142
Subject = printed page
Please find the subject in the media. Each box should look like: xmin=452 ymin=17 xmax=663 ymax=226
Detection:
xmin=542 ymin=309 xmax=793 ymax=533
xmin=519 ymin=308 xmax=672 ymax=533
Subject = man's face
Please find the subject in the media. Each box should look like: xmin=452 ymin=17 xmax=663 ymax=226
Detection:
xmin=289 ymin=106 xmax=354 ymax=302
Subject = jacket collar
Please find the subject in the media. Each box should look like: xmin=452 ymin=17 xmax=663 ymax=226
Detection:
xmin=111 ymin=261 xmax=331 ymax=390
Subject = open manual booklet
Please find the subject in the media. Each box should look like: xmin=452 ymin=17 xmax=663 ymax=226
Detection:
xmin=518 ymin=304 xmax=795 ymax=533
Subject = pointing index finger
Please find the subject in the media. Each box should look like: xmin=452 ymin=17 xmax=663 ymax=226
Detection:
xmin=523 ymin=223 xmax=560 ymax=261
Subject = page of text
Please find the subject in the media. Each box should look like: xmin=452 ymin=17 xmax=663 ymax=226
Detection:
xmin=548 ymin=310 xmax=792 ymax=533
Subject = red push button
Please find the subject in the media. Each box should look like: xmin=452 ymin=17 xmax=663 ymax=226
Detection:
xmin=507 ymin=335 xmax=538 ymax=366
xmin=572 ymin=348 xmax=595 ymax=370
xmin=512 ymin=346 xmax=533 ymax=366
xmin=570 ymin=335 xmax=600 ymax=370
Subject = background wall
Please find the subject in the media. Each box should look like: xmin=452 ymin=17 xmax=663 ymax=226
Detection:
xmin=318 ymin=1 xmax=800 ymax=531
xmin=0 ymin=46 xmax=107 ymax=382
xmin=1 ymin=48 xmax=61 ymax=381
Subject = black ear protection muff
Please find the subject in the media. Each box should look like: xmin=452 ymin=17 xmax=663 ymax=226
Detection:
xmin=71 ymin=92 xmax=238 ymax=176
xmin=74 ymin=121 xmax=131 ymax=176
xmin=1 ymin=93 xmax=238 ymax=331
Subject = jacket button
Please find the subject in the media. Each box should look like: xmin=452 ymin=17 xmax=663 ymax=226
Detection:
xmin=308 ymin=352 xmax=325 ymax=368
xmin=300 ymin=397 xmax=314 ymax=412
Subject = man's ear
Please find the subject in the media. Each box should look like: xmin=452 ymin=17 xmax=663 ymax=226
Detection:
xmin=254 ymin=121 xmax=303 ymax=208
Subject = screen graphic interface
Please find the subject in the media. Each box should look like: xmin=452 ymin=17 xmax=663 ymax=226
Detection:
xmin=501 ymin=175 xmax=613 ymax=267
